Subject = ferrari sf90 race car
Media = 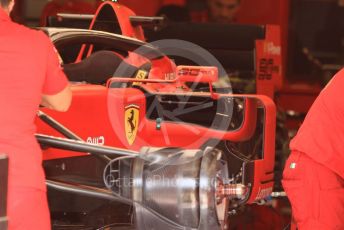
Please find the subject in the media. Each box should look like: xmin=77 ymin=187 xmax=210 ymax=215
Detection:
xmin=34 ymin=26 xmax=276 ymax=230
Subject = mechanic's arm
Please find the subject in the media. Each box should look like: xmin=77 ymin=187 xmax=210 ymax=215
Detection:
xmin=41 ymin=34 xmax=72 ymax=112
xmin=41 ymin=85 xmax=72 ymax=112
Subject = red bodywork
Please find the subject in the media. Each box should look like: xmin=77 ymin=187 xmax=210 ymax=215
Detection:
xmin=89 ymin=1 xmax=145 ymax=40
xmin=37 ymin=1 xmax=278 ymax=205
xmin=77 ymin=1 xmax=175 ymax=76
xmin=39 ymin=0 xmax=314 ymax=128
xmin=37 ymin=85 xmax=276 ymax=205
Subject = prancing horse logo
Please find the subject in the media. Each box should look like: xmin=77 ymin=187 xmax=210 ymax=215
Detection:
xmin=124 ymin=104 xmax=139 ymax=145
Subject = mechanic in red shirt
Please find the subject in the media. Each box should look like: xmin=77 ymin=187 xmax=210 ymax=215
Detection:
xmin=282 ymin=69 xmax=344 ymax=229
xmin=0 ymin=0 xmax=72 ymax=229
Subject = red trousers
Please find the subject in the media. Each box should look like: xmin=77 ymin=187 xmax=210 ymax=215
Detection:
xmin=7 ymin=187 xmax=50 ymax=230
xmin=282 ymin=150 xmax=344 ymax=230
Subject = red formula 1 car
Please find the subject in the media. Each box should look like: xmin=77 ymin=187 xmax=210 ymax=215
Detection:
xmin=35 ymin=2 xmax=278 ymax=230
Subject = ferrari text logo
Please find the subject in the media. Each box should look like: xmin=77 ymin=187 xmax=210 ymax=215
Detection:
xmin=124 ymin=104 xmax=140 ymax=145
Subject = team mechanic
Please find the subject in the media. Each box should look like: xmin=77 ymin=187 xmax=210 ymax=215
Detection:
xmin=283 ymin=69 xmax=344 ymax=229
xmin=0 ymin=0 xmax=72 ymax=229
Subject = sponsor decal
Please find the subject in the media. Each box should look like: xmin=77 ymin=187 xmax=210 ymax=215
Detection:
xmin=124 ymin=104 xmax=140 ymax=145
xmin=164 ymin=72 xmax=175 ymax=80
xmin=177 ymin=68 xmax=216 ymax=77
xmin=258 ymin=58 xmax=279 ymax=80
xmin=86 ymin=136 xmax=105 ymax=145
xmin=263 ymin=42 xmax=281 ymax=56
xmin=133 ymin=70 xmax=148 ymax=86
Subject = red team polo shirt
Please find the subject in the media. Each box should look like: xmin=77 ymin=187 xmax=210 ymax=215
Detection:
xmin=290 ymin=68 xmax=344 ymax=179
xmin=0 ymin=9 xmax=68 ymax=190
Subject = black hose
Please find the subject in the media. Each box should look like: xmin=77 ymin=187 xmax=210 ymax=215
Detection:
xmin=46 ymin=179 xmax=132 ymax=205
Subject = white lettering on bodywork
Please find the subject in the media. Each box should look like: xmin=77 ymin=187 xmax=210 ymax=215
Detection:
xmin=86 ymin=136 xmax=105 ymax=145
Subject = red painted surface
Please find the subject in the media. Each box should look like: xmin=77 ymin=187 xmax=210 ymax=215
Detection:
xmin=35 ymin=0 xmax=281 ymax=207
xmin=256 ymin=25 xmax=282 ymax=99
xmin=37 ymin=78 xmax=276 ymax=204
xmin=90 ymin=1 xmax=144 ymax=40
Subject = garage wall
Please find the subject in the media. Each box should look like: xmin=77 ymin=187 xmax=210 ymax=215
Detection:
xmin=21 ymin=0 xmax=48 ymax=25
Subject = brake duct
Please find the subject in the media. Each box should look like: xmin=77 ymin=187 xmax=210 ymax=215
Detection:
xmin=104 ymin=147 xmax=249 ymax=230
xmin=37 ymin=112 xmax=248 ymax=229
xmin=38 ymin=133 xmax=248 ymax=229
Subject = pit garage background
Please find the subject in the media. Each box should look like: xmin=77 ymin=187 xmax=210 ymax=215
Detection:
xmin=3 ymin=0 xmax=344 ymax=229
xmin=13 ymin=0 xmax=342 ymax=118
